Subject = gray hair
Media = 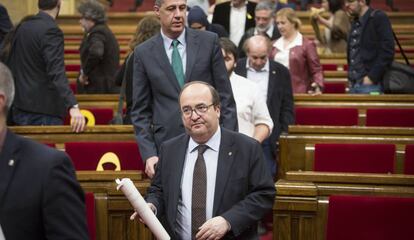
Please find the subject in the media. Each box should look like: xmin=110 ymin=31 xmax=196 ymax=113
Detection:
xmin=256 ymin=0 xmax=274 ymax=12
xmin=78 ymin=0 xmax=107 ymax=23
xmin=155 ymin=0 xmax=164 ymax=7
xmin=0 ymin=62 xmax=15 ymax=114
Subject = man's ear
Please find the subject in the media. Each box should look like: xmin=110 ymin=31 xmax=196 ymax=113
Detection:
xmin=154 ymin=5 xmax=160 ymax=17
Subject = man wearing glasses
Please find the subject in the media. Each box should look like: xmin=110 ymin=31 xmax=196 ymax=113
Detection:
xmin=140 ymin=81 xmax=275 ymax=240
xmin=345 ymin=0 xmax=394 ymax=94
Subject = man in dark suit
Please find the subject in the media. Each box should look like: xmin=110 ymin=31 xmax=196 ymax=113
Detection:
xmin=140 ymin=82 xmax=275 ymax=239
xmin=238 ymin=0 xmax=281 ymax=58
xmin=5 ymin=0 xmax=85 ymax=132
xmin=131 ymin=0 xmax=237 ymax=178
xmin=345 ymin=0 xmax=394 ymax=94
xmin=0 ymin=62 xmax=89 ymax=239
xmin=0 ymin=4 xmax=12 ymax=46
xmin=234 ymin=35 xmax=294 ymax=177
xmin=77 ymin=0 xmax=120 ymax=94
xmin=212 ymin=0 xmax=257 ymax=46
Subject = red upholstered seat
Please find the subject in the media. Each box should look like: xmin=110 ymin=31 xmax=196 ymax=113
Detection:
xmin=326 ymin=195 xmax=414 ymax=240
xmin=366 ymin=108 xmax=414 ymax=127
xmin=295 ymin=107 xmax=359 ymax=126
xmin=323 ymin=82 xmax=346 ymax=93
xmin=85 ymin=192 xmax=96 ymax=240
xmin=44 ymin=143 xmax=56 ymax=148
xmin=65 ymin=64 xmax=81 ymax=72
xmin=65 ymin=142 xmax=143 ymax=170
xmin=314 ymin=143 xmax=395 ymax=173
xmin=405 ymin=144 xmax=414 ymax=174
xmin=322 ymin=64 xmax=338 ymax=71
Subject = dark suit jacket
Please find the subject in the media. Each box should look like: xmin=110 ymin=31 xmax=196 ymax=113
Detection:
xmin=212 ymin=1 xmax=257 ymax=42
xmin=79 ymin=22 xmax=120 ymax=94
xmin=6 ymin=12 xmax=77 ymax=118
xmin=131 ymin=28 xmax=238 ymax=161
xmin=0 ymin=4 xmax=12 ymax=45
xmin=347 ymin=8 xmax=394 ymax=84
xmin=235 ymin=58 xmax=294 ymax=151
xmin=146 ymin=128 xmax=275 ymax=239
xmin=0 ymin=130 xmax=88 ymax=239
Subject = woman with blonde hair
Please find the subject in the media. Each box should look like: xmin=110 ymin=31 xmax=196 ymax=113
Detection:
xmin=271 ymin=8 xmax=324 ymax=94
xmin=115 ymin=16 xmax=161 ymax=124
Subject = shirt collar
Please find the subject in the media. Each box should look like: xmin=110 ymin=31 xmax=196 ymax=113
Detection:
xmin=274 ymin=32 xmax=303 ymax=50
xmin=188 ymin=127 xmax=221 ymax=153
xmin=161 ymin=28 xmax=187 ymax=50
xmin=254 ymin=24 xmax=274 ymax=38
xmin=246 ymin=59 xmax=270 ymax=73
xmin=230 ymin=1 xmax=247 ymax=9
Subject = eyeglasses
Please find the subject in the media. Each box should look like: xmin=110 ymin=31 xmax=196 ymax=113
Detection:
xmin=181 ymin=103 xmax=214 ymax=117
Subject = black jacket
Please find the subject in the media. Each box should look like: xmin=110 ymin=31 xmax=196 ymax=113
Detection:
xmin=6 ymin=12 xmax=76 ymax=118
xmin=79 ymin=22 xmax=120 ymax=93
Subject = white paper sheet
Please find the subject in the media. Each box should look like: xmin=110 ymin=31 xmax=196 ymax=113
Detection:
xmin=116 ymin=178 xmax=170 ymax=240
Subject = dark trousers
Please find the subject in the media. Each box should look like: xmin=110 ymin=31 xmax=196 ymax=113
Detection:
xmin=11 ymin=107 xmax=63 ymax=126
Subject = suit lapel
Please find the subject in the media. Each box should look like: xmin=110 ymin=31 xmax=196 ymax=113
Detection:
xmin=184 ymin=28 xmax=199 ymax=83
xmin=267 ymin=61 xmax=277 ymax=104
xmin=169 ymin=134 xmax=190 ymax=224
xmin=0 ymin=130 xmax=20 ymax=206
xmin=213 ymin=128 xmax=235 ymax=215
xmin=152 ymin=34 xmax=182 ymax=92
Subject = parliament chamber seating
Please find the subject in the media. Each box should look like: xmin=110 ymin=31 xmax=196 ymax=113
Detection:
xmin=65 ymin=108 xmax=114 ymax=126
xmin=85 ymin=192 xmax=96 ymax=240
xmin=326 ymin=195 xmax=414 ymax=240
xmin=405 ymin=145 xmax=414 ymax=174
xmin=295 ymin=107 xmax=359 ymax=126
xmin=322 ymin=82 xmax=346 ymax=94
xmin=365 ymin=108 xmax=414 ymax=127
xmin=65 ymin=141 xmax=143 ymax=171
xmin=314 ymin=143 xmax=395 ymax=173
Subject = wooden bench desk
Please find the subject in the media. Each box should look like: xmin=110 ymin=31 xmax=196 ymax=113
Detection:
xmin=76 ymin=170 xmax=153 ymax=240
xmin=274 ymin=171 xmax=414 ymax=240
xmin=278 ymin=125 xmax=414 ymax=178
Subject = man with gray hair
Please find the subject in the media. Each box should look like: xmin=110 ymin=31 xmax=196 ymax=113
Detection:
xmin=238 ymin=0 xmax=281 ymax=58
xmin=77 ymin=0 xmax=120 ymax=94
xmin=4 ymin=0 xmax=85 ymax=132
xmin=0 ymin=62 xmax=89 ymax=239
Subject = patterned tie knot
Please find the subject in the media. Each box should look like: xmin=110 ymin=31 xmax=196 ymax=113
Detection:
xmin=197 ymin=144 xmax=208 ymax=156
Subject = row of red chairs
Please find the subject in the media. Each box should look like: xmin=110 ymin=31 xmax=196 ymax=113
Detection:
xmin=61 ymin=107 xmax=414 ymax=127
xmin=295 ymin=107 xmax=414 ymax=127
xmin=326 ymin=195 xmax=414 ymax=240
xmin=314 ymin=143 xmax=414 ymax=174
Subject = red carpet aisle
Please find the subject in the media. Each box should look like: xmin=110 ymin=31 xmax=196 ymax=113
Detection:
xmin=108 ymin=0 xmax=414 ymax=12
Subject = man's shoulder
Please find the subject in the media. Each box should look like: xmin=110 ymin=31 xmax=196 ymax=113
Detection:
xmin=134 ymin=34 xmax=160 ymax=52
xmin=221 ymin=127 xmax=260 ymax=147
xmin=269 ymin=59 xmax=289 ymax=72
xmin=215 ymin=1 xmax=231 ymax=9
xmin=10 ymin=131 xmax=67 ymax=165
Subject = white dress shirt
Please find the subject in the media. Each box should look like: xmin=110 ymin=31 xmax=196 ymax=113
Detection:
xmin=175 ymin=128 xmax=221 ymax=239
xmin=273 ymin=32 xmax=303 ymax=69
xmin=230 ymin=73 xmax=273 ymax=138
xmin=230 ymin=4 xmax=247 ymax=45
xmin=161 ymin=29 xmax=187 ymax=74
xmin=246 ymin=60 xmax=270 ymax=101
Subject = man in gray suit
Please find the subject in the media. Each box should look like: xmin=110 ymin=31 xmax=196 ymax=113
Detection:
xmin=137 ymin=82 xmax=275 ymax=239
xmin=131 ymin=0 xmax=238 ymax=178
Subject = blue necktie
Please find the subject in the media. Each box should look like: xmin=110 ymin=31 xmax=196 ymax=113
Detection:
xmin=171 ymin=39 xmax=185 ymax=87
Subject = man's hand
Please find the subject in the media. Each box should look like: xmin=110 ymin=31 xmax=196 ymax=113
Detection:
xmin=69 ymin=107 xmax=86 ymax=133
xmin=78 ymin=73 xmax=89 ymax=86
xmin=145 ymin=156 xmax=159 ymax=178
xmin=195 ymin=216 xmax=230 ymax=240
xmin=307 ymin=82 xmax=322 ymax=96
xmin=130 ymin=203 xmax=156 ymax=223
xmin=363 ymin=76 xmax=373 ymax=85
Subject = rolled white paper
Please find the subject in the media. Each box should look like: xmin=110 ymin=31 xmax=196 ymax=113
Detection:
xmin=0 ymin=224 xmax=5 ymax=240
xmin=115 ymin=178 xmax=170 ymax=240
